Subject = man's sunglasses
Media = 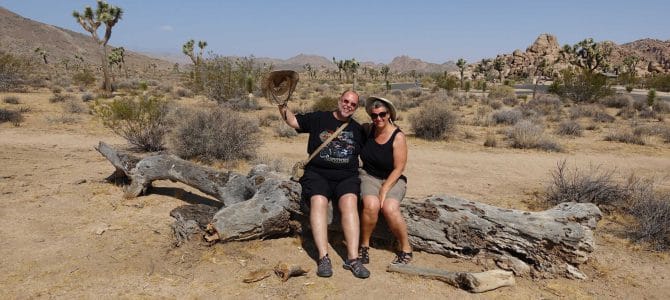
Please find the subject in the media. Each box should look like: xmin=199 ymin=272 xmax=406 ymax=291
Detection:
xmin=369 ymin=112 xmax=388 ymax=119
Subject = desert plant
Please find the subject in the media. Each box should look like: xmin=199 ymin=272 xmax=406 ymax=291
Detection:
xmin=3 ymin=95 xmax=20 ymax=104
xmin=604 ymin=130 xmax=645 ymax=145
xmin=544 ymin=161 xmax=627 ymax=208
xmin=601 ymin=94 xmax=632 ymax=108
xmin=556 ymin=120 xmax=583 ymax=136
xmin=0 ymin=50 xmax=32 ymax=91
xmin=524 ymin=94 xmax=562 ymax=116
xmin=410 ymin=100 xmax=459 ymax=140
xmin=63 ymin=100 xmax=86 ymax=114
xmin=507 ymin=120 xmax=562 ymax=151
xmin=72 ymin=68 xmax=96 ymax=87
xmin=645 ymin=74 xmax=670 ymax=92
xmin=549 ymin=68 xmax=613 ymax=103
xmin=94 ymin=95 xmax=171 ymax=151
xmin=49 ymin=93 xmax=75 ymax=103
xmin=629 ymin=195 xmax=670 ymax=250
xmin=484 ymin=132 xmax=497 ymax=147
xmin=647 ymin=89 xmax=656 ymax=107
xmin=72 ymin=1 xmax=123 ymax=94
xmin=491 ymin=109 xmax=522 ymax=125
xmin=81 ymin=93 xmax=95 ymax=102
xmin=489 ymin=100 xmax=503 ymax=110
xmin=456 ymin=58 xmax=466 ymax=90
xmin=171 ymin=107 xmax=261 ymax=162
xmin=487 ymin=85 xmax=516 ymax=101
xmin=0 ymin=108 xmax=24 ymax=126
xmin=275 ymin=122 xmax=298 ymax=137
xmin=258 ymin=112 xmax=279 ymax=127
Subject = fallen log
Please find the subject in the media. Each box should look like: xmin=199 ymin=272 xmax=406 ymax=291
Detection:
xmin=96 ymin=142 xmax=602 ymax=279
xmin=387 ymin=264 xmax=514 ymax=293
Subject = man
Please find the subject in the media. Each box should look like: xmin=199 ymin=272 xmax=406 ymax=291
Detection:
xmin=278 ymin=90 xmax=369 ymax=279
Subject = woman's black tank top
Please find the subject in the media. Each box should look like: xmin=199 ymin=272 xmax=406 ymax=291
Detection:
xmin=361 ymin=127 xmax=407 ymax=181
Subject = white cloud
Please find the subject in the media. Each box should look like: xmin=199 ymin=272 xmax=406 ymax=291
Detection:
xmin=159 ymin=25 xmax=173 ymax=32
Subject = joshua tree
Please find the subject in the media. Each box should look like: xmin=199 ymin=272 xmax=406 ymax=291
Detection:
xmin=72 ymin=0 xmax=123 ymax=94
xmin=343 ymin=58 xmax=359 ymax=89
xmin=332 ymin=57 xmax=345 ymax=81
xmin=303 ymin=63 xmax=316 ymax=79
xmin=108 ymin=46 xmax=126 ymax=78
xmin=456 ymin=58 xmax=466 ymax=90
xmin=623 ymin=55 xmax=640 ymax=77
xmin=381 ymin=65 xmax=390 ymax=82
xmin=532 ymin=57 xmax=549 ymax=100
xmin=182 ymin=39 xmax=207 ymax=91
xmin=34 ymin=47 xmax=48 ymax=64
xmin=560 ymin=38 xmax=612 ymax=73
xmin=493 ymin=57 xmax=505 ymax=83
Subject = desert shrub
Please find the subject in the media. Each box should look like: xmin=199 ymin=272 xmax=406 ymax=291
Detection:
xmin=489 ymin=100 xmax=503 ymax=110
xmin=544 ymin=161 xmax=628 ymax=208
xmin=171 ymin=107 xmax=261 ymax=161
xmin=484 ymin=132 xmax=497 ymax=147
xmin=653 ymin=100 xmax=670 ymax=114
xmin=406 ymin=89 xmax=422 ymax=98
xmin=17 ymin=106 xmax=31 ymax=113
xmin=252 ymin=155 xmax=287 ymax=173
xmin=491 ymin=109 xmax=522 ymax=125
xmin=312 ymin=96 xmax=338 ymax=112
xmin=410 ymin=100 xmax=459 ymax=140
xmin=488 ymin=85 xmax=516 ymax=100
xmin=94 ymin=96 xmax=171 ymax=151
xmin=501 ymin=97 xmax=519 ymax=107
xmin=617 ymin=105 xmax=637 ymax=119
xmin=81 ymin=93 xmax=95 ymax=102
xmin=393 ymin=96 xmax=420 ymax=111
xmin=275 ymin=122 xmax=298 ymax=137
xmin=569 ymin=104 xmax=614 ymax=122
xmin=604 ymin=130 xmax=645 ymax=145
xmin=630 ymin=195 xmax=670 ymax=250
xmin=47 ymin=114 xmax=79 ymax=124
xmin=0 ymin=108 xmax=23 ymax=126
xmin=507 ymin=120 xmax=562 ymax=151
xmin=157 ymin=83 xmax=173 ymax=93
xmin=174 ymin=87 xmax=192 ymax=98
xmin=258 ymin=112 xmax=279 ymax=127
xmin=633 ymin=124 xmax=670 ymax=137
xmin=3 ymin=95 xmax=20 ymax=104
xmin=72 ymin=69 xmax=96 ymax=87
xmin=62 ymin=100 xmax=86 ymax=114
xmin=601 ymin=94 xmax=632 ymax=108
xmin=556 ymin=120 xmax=583 ymax=136
xmin=0 ymin=51 xmax=31 ymax=92
xmin=524 ymin=94 xmax=562 ymax=116
xmin=638 ymin=108 xmax=657 ymax=119
xmin=49 ymin=93 xmax=75 ymax=103
xmin=200 ymin=56 xmax=266 ymax=102
xmin=474 ymin=106 xmax=493 ymax=126
xmin=645 ymin=74 xmax=670 ymax=92
xmin=221 ymin=97 xmax=260 ymax=111
xmin=548 ymin=68 xmax=613 ymax=103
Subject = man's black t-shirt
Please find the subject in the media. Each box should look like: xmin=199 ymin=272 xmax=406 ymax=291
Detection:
xmin=295 ymin=111 xmax=364 ymax=181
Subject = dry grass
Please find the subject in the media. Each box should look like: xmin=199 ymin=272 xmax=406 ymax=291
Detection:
xmin=605 ymin=130 xmax=646 ymax=145
xmin=507 ymin=120 xmax=562 ymax=152
xmin=556 ymin=120 xmax=583 ymax=137
xmin=491 ymin=109 xmax=522 ymax=125
xmin=2 ymin=95 xmax=20 ymax=104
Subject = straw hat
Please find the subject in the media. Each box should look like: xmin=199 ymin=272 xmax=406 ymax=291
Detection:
xmin=263 ymin=70 xmax=299 ymax=105
xmin=365 ymin=96 xmax=397 ymax=121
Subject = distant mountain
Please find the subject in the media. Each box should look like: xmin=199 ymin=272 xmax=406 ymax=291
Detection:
xmin=0 ymin=6 xmax=173 ymax=71
xmin=389 ymin=55 xmax=457 ymax=73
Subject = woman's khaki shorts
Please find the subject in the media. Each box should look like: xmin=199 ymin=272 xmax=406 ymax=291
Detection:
xmin=359 ymin=169 xmax=407 ymax=201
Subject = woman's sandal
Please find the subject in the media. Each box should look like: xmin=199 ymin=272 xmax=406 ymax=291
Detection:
xmin=391 ymin=251 xmax=413 ymax=264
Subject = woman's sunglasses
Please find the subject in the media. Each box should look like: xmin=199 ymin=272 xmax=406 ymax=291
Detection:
xmin=369 ymin=112 xmax=388 ymax=119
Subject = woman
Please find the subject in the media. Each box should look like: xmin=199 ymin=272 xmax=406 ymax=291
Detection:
xmin=359 ymin=96 xmax=412 ymax=265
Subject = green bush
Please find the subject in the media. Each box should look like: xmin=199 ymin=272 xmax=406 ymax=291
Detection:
xmin=410 ymin=100 xmax=459 ymax=140
xmin=488 ymin=85 xmax=516 ymax=101
xmin=549 ymin=69 xmax=613 ymax=103
xmin=72 ymin=69 xmax=96 ymax=87
xmin=0 ymin=108 xmax=24 ymax=126
xmin=94 ymin=95 xmax=171 ymax=151
xmin=171 ymin=107 xmax=261 ymax=162
xmin=3 ymin=95 xmax=20 ymax=104
xmin=0 ymin=51 xmax=32 ymax=91
xmin=645 ymin=74 xmax=670 ymax=92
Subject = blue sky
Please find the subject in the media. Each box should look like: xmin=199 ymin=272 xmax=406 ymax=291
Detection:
xmin=1 ymin=0 xmax=668 ymax=63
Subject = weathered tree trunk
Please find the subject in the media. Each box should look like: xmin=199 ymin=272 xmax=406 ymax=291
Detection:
xmin=96 ymin=142 xmax=602 ymax=279
xmin=387 ymin=264 xmax=515 ymax=293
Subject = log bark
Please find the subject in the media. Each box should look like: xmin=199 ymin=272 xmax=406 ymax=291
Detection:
xmin=387 ymin=264 xmax=514 ymax=293
xmin=96 ymin=142 xmax=602 ymax=279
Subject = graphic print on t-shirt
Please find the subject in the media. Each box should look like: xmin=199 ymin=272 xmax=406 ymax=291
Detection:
xmin=318 ymin=129 xmax=355 ymax=164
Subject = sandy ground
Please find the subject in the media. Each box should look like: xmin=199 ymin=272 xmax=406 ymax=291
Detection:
xmin=1 ymin=90 xmax=670 ymax=299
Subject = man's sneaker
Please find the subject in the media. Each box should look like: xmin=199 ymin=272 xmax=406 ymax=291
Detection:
xmin=359 ymin=246 xmax=370 ymax=264
xmin=391 ymin=251 xmax=413 ymax=265
xmin=343 ymin=258 xmax=370 ymax=279
xmin=316 ymin=254 xmax=333 ymax=277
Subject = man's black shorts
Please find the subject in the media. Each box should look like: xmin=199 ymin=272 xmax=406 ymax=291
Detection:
xmin=300 ymin=169 xmax=361 ymax=202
